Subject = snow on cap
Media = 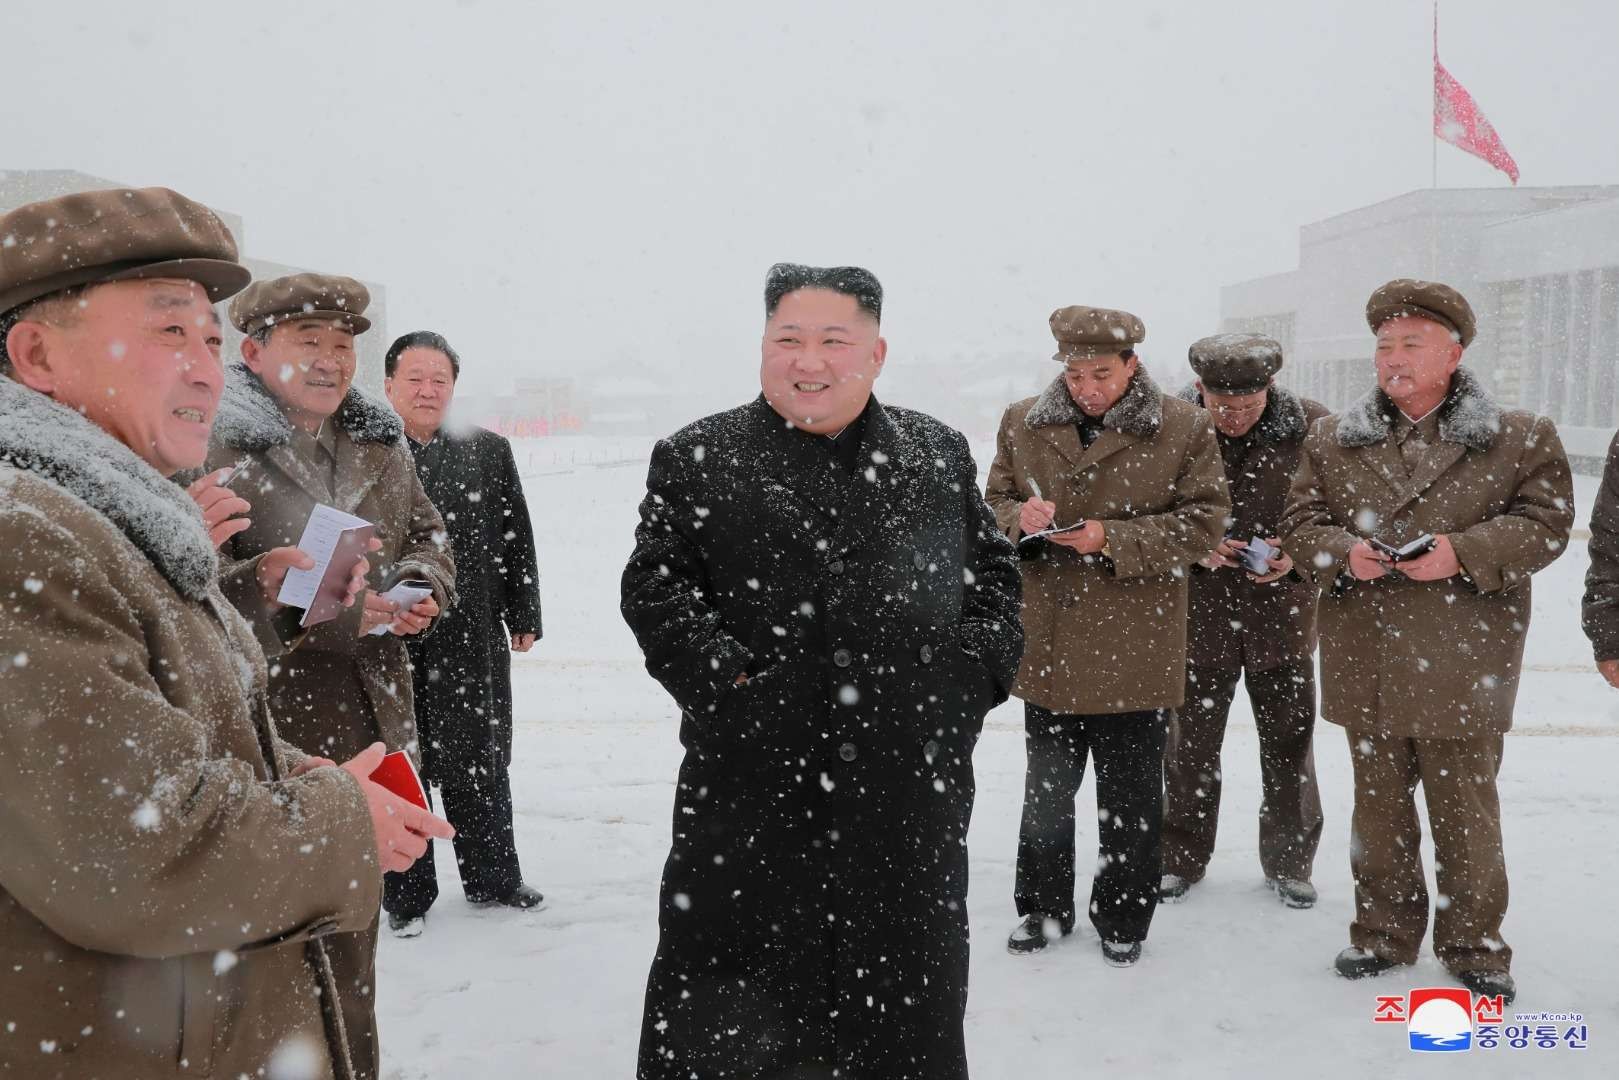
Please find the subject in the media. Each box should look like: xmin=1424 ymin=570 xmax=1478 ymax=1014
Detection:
xmin=1188 ymin=333 xmax=1283 ymax=394
xmin=1049 ymin=305 xmax=1145 ymax=361
xmin=0 ymin=187 xmax=249 ymax=315
xmin=1365 ymin=278 xmax=1475 ymax=348
xmin=230 ymin=272 xmax=372 ymax=336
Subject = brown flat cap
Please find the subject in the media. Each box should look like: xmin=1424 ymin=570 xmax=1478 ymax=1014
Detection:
xmin=230 ymin=272 xmax=372 ymax=336
xmin=1189 ymin=333 xmax=1283 ymax=394
xmin=0 ymin=187 xmax=249 ymax=315
xmin=1366 ymin=278 xmax=1475 ymax=348
xmin=1049 ymin=305 xmax=1145 ymax=361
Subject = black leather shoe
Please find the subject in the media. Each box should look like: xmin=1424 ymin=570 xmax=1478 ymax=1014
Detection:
xmin=1158 ymin=874 xmax=1192 ymax=902
xmin=1267 ymin=878 xmax=1318 ymax=909
xmin=1334 ymin=946 xmax=1402 ymax=979
xmin=470 ymin=883 xmax=546 ymax=910
xmin=1006 ymin=913 xmax=1071 ymax=954
xmin=1458 ymin=969 xmax=1516 ymax=1006
xmin=1101 ymin=939 xmax=1143 ymax=967
xmin=469 ymin=880 xmax=543 ymax=906
xmin=387 ymin=911 xmax=425 ymax=938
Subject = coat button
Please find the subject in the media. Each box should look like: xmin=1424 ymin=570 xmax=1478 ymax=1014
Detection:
xmin=912 ymin=551 xmax=927 ymax=570
xmin=828 ymin=558 xmax=845 ymax=575
xmin=833 ymin=648 xmax=852 ymax=668
xmin=919 ymin=644 xmax=934 ymax=664
xmin=923 ymin=739 xmax=940 ymax=762
xmin=838 ymin=742 xmax=858 ymax=762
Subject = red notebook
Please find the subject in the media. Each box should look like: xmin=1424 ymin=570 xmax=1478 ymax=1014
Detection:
xmin=369 ymin=750 xmax=429 ymax=810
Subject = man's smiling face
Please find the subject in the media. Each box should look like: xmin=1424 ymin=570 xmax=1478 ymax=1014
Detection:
xmin=759 ymin=287 xmax=886 ymax=434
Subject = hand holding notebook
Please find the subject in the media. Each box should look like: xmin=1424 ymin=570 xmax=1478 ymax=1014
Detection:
xmin=275 ymin=504 xmax=378 ymax=627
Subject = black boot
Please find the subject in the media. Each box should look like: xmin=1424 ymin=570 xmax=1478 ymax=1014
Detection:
xmin=387 ymin=910 xmax=425 ymax=938
xmin=1458 ymin=969 xmax=1516 ymax=1007
xmin=1101 ymin=939 xmax=1143 ymax=967
xmin=470 ymin=883 xmax=546 ymax=910
xmin=1267 ymin=878 xmax=1318 ymax=909
xmin=1158 ymin=874 xmax=1192 ymax=902
xmin=1006 ymin=913 xmax=1071 ymax=955
xmin=1334 ymin=946 xmax=1402 ymax=979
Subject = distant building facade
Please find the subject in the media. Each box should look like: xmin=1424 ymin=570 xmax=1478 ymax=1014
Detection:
xmin=0 ymin=169 xmax=390 ymax=393
xmin=1221 ymin=185 xmax=1619 ymax=467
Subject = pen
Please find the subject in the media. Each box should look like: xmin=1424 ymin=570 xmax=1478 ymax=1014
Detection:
xmin=1027 ymin=477 xmax=1043 ymax=502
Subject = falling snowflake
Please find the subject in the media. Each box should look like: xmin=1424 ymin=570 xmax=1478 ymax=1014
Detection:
xmin=131 ymin=800 xmax=161 ymax=831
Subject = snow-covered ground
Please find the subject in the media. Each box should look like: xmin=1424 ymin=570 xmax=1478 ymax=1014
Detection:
xmin=376 ymin=435 xmax=1618 ymax=1079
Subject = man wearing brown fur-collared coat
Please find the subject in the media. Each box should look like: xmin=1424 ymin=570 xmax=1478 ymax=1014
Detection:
xmin=204 ymin=274 xmax=456 ymax=1080
xmin=1278 ymin=279 xmax=1572 ymax=1005
xmin=985 ymin=305 xmax=1228 ymax=965
xmin=1161 ymin=334 xmax=1329 ymax=909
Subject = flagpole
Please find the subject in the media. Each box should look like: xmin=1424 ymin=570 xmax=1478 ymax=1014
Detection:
xmin=1430 ymin=0 xmax=1439 ymax=276
xmin=1431 ymin=0 xmax=1439 ymax=190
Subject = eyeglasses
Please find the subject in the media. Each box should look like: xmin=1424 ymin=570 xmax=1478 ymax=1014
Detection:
xmin=1210 ymin=401 xmax=1265 ymax=416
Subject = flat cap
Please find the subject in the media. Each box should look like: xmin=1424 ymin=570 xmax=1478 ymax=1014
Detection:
xmin=0 ymin=187 xmax=249 ymax=315
xmin=1365 ymin=278 xmax=1475 ymax=348
xmin=230 ymin=272 xmax=372 ymax=336
xmin=1049 ymin=305 xmax=1145 ymax=361
xmin=1188 ymin=333 xmax=1283 ymax=394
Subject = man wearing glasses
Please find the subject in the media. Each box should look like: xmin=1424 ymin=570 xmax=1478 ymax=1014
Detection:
xmin=1160 ymin=334 xmax=1329 ymax=909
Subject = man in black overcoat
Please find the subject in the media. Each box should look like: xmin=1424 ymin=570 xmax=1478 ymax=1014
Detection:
xmin=621 ymin=264 xmax=1024 ymax=1080
xmin=382 ymin=330 xmax=545 ymax=935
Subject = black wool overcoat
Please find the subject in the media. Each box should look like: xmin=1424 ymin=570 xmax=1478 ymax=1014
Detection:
xmin=622 ymin=395 xmax=1023 ymax=1080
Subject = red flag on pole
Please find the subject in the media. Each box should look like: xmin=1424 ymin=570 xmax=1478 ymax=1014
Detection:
xmin=1433 ymin=21 xmax=1519 ymax=184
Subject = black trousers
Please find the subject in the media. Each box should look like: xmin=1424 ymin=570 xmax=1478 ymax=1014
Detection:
xmin=1162 ymin=661 xmax=1323 ymax=884
xmin=1014 ymin=703 xmax=1169 ymax=945
xmin=383 ymin=761 xmax=525 ymax=917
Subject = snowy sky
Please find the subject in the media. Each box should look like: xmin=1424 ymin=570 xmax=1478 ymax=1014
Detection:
xmin=7 ymin=0 xmax=1618 ymax=417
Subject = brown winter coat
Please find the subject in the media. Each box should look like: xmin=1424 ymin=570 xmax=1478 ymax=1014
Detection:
xmin=204 ymin=365 xmax=456 ymax=765
xmin=985 ymin=366 xmax=1230 ymax=714
xmin=0 ymin=379 xmax=380 ymax=1079
xmin=1279 ymin=368 xmax=1573 ymax=738
xmin=1177 ymin=382 xmax=1330 ymax=672
xmin=1580 ymin=429 xmax=1619 ymax=660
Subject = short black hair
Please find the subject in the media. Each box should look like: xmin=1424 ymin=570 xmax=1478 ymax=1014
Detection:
xmin=385 ymin=330 xmax=461 ymax=379
xmin=764 ymin=263 xmax=882 ymax=322
xmin=0 ymin=285 xmax=94 ymax=373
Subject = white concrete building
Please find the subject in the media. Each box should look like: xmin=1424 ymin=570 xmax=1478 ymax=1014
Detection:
xmin=0 ymin=169 xmax=390 ymax=393
xmin=1221 ymin=185 xmax=1619 ymax=466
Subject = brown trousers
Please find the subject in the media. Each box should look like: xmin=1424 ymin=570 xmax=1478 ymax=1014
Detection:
xmin=320 ymin=914 xmax=380 ymax=1080
xmin=270 ymin=655 xmax=385 ymax=1079
xmin=1346 ymin=730 xmax=1511 ymax=974
xmin=1162 ymin=662 xmax=1323 ymax=883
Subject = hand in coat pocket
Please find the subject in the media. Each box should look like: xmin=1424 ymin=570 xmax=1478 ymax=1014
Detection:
xmin=949 ymin=644 xmax=999 ymax=712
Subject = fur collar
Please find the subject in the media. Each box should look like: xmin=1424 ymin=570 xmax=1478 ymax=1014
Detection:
xmin=1336 ymin=366 xmax=1501 ymax=452
xmin=0 ymin=377 xmax=217 ymax=600
xmin=1174 ymin=380 xmax=1308 ymax=443
xmin=212 ymin=362 xmax=403 ymax=452
xmin=1025 ymin=363 xmax=1163 ymax=438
